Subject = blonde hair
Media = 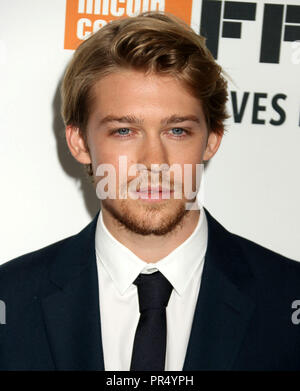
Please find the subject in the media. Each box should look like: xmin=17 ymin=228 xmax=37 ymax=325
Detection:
xmin=61 ymin=11 xmax=230 ymax=177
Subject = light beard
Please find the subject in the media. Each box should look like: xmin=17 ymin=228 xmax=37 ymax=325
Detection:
xmin=100 ymin=198 xmax=191 ymax=237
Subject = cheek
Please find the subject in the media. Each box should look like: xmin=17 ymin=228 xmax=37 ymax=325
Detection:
xmin=89 ymin=141 xmax=121 ymax=166
xmin=171 ymin=151 xmax=202 ymax=168
xmin=171 ymin=135 xmax=205 ymax=161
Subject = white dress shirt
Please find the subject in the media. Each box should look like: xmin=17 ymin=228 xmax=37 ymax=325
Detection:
xmin=95 ymin=205 xmax=208 ymax=371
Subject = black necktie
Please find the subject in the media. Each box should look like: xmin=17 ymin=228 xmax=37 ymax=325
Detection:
xmin=130 ymin=270 xmax=173 ymax=371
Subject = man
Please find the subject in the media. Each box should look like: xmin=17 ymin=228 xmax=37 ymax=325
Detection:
xmin=1 ymin=11 xmax=300 ymax=371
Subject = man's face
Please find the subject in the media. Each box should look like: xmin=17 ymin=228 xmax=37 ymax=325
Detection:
xmin=68 ymin=69 xmax=222 ymax=236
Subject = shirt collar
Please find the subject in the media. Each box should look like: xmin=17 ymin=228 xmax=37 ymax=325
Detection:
xmin=95 ymin=205 xmax=208 ymax=296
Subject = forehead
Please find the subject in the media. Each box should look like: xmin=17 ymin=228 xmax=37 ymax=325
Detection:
xmin=90 ymin=69 xmax=204 ymax=117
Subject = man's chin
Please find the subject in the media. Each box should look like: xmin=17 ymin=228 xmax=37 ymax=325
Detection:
xmin=101 ymin=198 xmax=189 ymax=236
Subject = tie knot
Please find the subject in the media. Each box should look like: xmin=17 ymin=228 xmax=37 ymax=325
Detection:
xmin=133 ymin=271 xmax=173 ymax=313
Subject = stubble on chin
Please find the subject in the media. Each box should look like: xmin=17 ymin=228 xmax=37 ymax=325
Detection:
xmin=101 ymin=198 xmax=191 ymax=237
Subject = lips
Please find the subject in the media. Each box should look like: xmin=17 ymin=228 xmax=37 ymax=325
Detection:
xmin=138 ymin=187 xmax=172 ymax=193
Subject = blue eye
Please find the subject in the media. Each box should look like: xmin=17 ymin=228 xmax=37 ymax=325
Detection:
xmin=111 ymin=128 xmax=132 ymax=137
xmin=117 ymin=128 xmax=130 ymax=135
xmin=169 ymin=128 xmax=188 ymax=138
xmin=171 ymin=128 xmax=184 ymax=135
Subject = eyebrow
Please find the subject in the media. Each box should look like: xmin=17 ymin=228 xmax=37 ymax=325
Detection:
xmin=97 ymin=114 xmax=201 ymax=127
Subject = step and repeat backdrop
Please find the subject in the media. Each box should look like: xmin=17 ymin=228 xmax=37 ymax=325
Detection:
xmin=0 ymin=0 xmax=299 ymax=263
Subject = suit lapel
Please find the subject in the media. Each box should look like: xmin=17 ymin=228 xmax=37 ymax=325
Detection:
xmin=183 ymin=207 xmax=256 ymax=370
xmin=39 ymin=211 xmax=104 ymax=370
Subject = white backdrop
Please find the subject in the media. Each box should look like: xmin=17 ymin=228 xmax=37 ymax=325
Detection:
xmin=1 ymin=0 xmax=299 ymax=264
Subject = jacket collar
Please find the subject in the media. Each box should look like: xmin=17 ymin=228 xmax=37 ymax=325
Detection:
xmin=39 ymin=207 xmax=256 ymax=370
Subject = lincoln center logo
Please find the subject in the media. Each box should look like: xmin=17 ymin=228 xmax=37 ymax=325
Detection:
xmin=64 ymin=0 xmax=193 ymax=50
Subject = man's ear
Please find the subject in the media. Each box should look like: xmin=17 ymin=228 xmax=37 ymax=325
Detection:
xmin=65 ymin=125 xmax=91 ymax=164
xmin=203 ymin=129 xmax=223 ymax=162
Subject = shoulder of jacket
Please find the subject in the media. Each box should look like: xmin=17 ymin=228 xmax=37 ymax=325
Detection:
xmin=229 ymin=230 xmax=300 ymax=278
xmin=0 ymin=234 xmax=75 ymax=293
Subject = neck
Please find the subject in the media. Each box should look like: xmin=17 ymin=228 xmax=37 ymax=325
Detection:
xmin=101 ymin=207 xmax=201 ymax=263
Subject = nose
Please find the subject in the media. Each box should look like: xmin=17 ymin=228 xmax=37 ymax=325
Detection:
xmin=136 ymin=132 xmax=170 ymax=171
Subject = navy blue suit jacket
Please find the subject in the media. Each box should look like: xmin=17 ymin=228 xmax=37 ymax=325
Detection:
xmin=1 ymin=207 xmax=300 ymax=370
